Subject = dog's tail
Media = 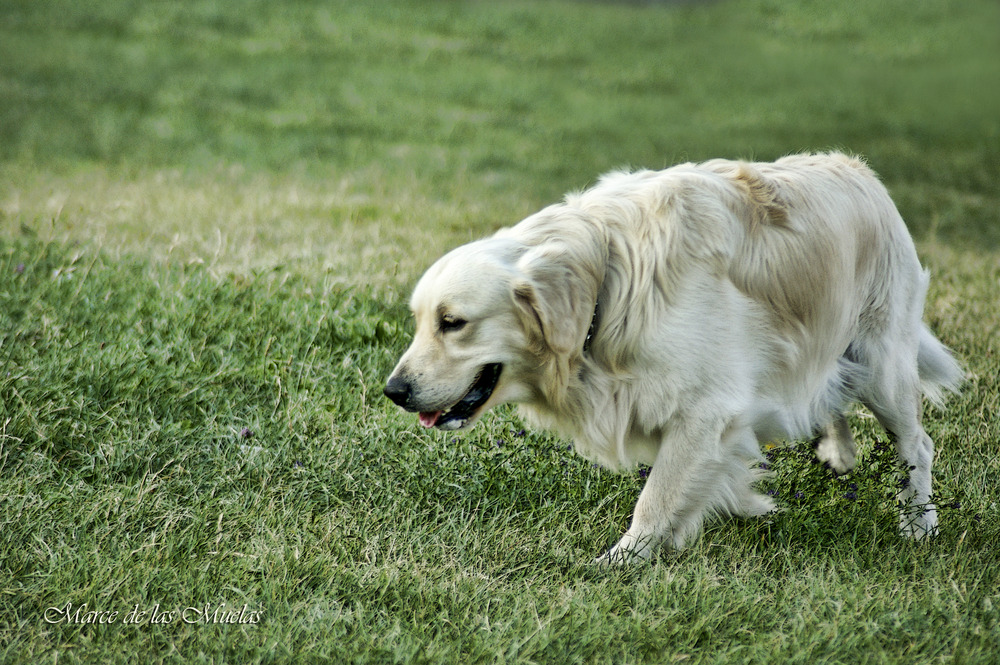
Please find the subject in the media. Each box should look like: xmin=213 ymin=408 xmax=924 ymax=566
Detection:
xmin=917 ymin=324 xmax=963 ymax=407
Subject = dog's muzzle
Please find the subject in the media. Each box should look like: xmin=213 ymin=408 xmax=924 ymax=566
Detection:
xmin=383 ymin=363 xmax=503 ymax=430
xmin=383 ymin=375 xmax=413 ymax=408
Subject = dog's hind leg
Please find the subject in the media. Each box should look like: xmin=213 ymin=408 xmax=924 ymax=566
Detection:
xmin=862 ymin=361 xmax=939 ymax=539
xmin=873 ymin=402 xmax=939 ymax=538
xmin=814 ymin=413 xmax=857 ymax=474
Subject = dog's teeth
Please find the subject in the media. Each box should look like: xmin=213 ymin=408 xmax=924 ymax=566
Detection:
xmin=418 ymin=411 xmax=442 ymax=428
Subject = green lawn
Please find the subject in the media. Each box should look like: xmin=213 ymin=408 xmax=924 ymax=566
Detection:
xmin=2 ymin=1 xmax=999 ymax=663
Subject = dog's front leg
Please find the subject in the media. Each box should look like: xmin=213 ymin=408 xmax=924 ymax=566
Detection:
xmin=596 ymin=417 xmax=770 ymax=566
xmin=598 ymin=441 xmax=696 ymax=565
xmin=597 ymin=418 xmax=733 ymax=565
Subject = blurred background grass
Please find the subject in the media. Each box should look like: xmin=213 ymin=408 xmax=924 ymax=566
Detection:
xmin=2 ymin=0 xmax=998 ymax=292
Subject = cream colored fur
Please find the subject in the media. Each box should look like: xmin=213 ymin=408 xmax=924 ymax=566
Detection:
xmin=386 ymin=152 xmax=962 ymax=564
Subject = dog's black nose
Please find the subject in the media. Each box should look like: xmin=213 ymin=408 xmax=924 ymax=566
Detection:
xmin=383 ymin=375 xmax=412 ymax=407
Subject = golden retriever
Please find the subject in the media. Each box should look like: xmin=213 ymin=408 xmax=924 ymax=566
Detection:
xmin=384 ymin=152 xmax=962 ymax=564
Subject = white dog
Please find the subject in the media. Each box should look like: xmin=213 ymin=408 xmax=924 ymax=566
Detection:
xmin=384 ymin=152 xmax=962 ymax=564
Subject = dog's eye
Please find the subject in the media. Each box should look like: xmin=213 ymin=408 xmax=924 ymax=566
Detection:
xmin=439 ymin=315 xmax=468 ymax=333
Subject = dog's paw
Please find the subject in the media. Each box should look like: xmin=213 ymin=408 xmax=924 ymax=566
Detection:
xmin=595 ymin=535 xmax=655 ymax=566
xmin=815 ymin=437 xmax=857 ymax=475
xmin=813 ymin=416 xmax=858 ymax=475
xmin=815 ymin=432 xmax=857 ymax=475
xmin=594 ymin=548 xmax=648 ymax=567
xmin=900 ymin=504 xmax=938 ymax=540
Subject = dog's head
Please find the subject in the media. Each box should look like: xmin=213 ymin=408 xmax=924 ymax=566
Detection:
xmin=384 ymin=218 xmax=605 ymax=431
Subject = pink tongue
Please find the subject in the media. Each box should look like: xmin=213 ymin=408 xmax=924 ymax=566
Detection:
xmin=418 ymin=411 xmax=442 ymax=428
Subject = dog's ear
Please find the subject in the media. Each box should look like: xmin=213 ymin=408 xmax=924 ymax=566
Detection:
xmin=512 ymin=241 xmax=603 ymax=356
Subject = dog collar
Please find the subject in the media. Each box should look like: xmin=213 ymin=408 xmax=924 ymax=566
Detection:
xmin=583 ymin=301 xmax=599 ymax=354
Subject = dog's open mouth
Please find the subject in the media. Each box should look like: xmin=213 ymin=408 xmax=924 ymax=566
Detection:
xmin=419 ymin=363 xmax=502 ymax=430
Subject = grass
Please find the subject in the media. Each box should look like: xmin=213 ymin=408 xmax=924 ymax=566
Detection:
xmin=1 ymin=0 xmax=999 ymax=663
xmin=3 ymin=236 xmax=998 ymax=664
